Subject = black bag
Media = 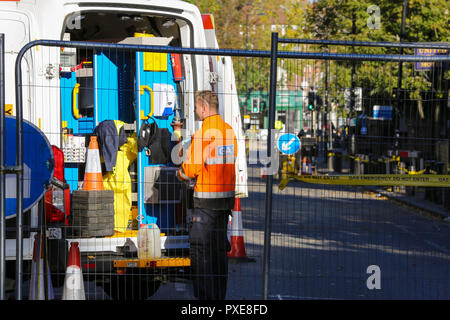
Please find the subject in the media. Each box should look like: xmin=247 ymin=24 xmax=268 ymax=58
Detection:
xmin=138 ymin=120 xmax=172 ymax=164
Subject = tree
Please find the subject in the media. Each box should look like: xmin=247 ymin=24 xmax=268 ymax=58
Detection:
xmin=184 ymin=0 xmax=309 ymax=93
xmin=305 ymin=0 xmax=449 ymax=129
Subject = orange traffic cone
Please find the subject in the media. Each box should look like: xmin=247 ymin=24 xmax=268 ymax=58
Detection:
xmin=29 ymin=234 xmax=54 ymax=300
xmin=227 ymin=198 xmax=251 ymax=261
xmin=62 ymin=242 xmax=85 ymax=300
xmin=82 ymin=136 xmax=104 ymax=191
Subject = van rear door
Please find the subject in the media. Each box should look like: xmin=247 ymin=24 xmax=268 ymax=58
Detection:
xmin=0 ymin=10 xmax=33 ymax=122
xmin=201 ymin=14 xmax=248 ymax=198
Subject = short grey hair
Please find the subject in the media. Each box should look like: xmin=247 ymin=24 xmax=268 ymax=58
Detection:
xmin=195 ymin=90 xmax=219 ymax=111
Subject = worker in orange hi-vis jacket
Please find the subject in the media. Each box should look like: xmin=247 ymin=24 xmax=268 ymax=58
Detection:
xmin=177 ymin=90 xmax=237 ymax=300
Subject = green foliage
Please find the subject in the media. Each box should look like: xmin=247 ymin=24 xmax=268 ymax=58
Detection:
xmin=305 ymin=0 xmax=449 ymax=115
xmin=184 ymin=0 xmax=305 ymax=93
xmin=184 ymin=0 xmax=448 ymax=110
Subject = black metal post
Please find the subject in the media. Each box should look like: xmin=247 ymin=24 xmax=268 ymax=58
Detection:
xmin=325 ymin=58 xmax=333 ymax=171
xmin=350 ymin=10 xmax=357 ymax=115
xmin=14 ymin=40 xmax=24 ymax=301
xmin=349 ymin=10 xmax=357 ymax=173
xmin=0 ymin=33 xmax=6 ymax=301
xmin=262 ymin=32 xmax=278 ymax=300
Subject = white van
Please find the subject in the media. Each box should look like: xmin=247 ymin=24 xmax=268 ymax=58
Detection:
xmin=1 ymin=0 xmax=248 ymax=299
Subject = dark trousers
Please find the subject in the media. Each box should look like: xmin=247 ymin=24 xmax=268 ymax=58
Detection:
xmin=189 ymin=207 xmax=230 ymax=300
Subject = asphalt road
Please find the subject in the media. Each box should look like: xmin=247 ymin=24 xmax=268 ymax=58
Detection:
xmin=151 ymin=146 xmax=450 ymax=300
xmin=234 ymin=140 xmax=449 ymax=300
xmin=252 ymin=175 xmax=449 ymax=300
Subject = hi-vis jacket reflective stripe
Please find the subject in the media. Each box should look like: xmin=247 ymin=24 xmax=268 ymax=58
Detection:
xmin=178 ymin=114 xmax=237 ymax=199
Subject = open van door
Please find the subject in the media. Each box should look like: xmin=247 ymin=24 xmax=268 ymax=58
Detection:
xmin=0 ymin=10 xmax=33 ymax=123
xmin=1 ymin=9 xmax=37 ymax=262
xmin=201 ymin=14 xmax=248 ymax=198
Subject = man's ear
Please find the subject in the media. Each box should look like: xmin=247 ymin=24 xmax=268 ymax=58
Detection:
xmin=201 ymin=101 xmax=207 ymax=114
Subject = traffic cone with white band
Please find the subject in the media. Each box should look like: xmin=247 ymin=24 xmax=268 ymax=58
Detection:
xmin=62 ymin=242 xmax=85 ymax=300
xmin=29 ymin=234 xmax=54 ymax=300
xmin=82 ymin=136 xmax=104 ymax=191
xmin=227 ymin=198 xmax=248 ymax=259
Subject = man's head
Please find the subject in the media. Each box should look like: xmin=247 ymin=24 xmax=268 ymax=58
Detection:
xmin=195 ymin=90 xmax=219 ymax=121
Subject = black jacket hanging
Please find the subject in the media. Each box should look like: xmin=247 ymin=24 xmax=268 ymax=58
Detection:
xmin=138 ymin=120 xmax=171 ymax=164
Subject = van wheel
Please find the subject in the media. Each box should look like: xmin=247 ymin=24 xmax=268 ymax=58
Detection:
xmin=101 ymin=275 xmax=161 ymax=300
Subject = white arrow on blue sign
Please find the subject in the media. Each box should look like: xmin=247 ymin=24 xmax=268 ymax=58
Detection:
xmin=4 ymin=116 xmax=54 ymax=218
xmin=277 ymin=133 xmax=301 ymax=155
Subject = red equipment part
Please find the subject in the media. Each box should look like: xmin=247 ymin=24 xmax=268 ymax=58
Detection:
xmin=170 ymin=53 xmax=184 ymax=82
xmin=45 ymin=145 xmax=71 ymax=226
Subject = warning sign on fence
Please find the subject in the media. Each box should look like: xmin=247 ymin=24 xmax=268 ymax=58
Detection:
xmin=414 ymin=48 xmax=448 ymax=71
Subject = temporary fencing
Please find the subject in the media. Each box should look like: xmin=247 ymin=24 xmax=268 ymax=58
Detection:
xmin=1 ymin=30 xmax=449 ymax=301
xmin=262 ymin=34 xmax=450 ymax=300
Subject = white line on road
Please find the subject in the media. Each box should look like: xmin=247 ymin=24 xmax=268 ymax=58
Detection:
xmin=395 ymin=224 xmax=449 ymax=254
xmin=394 ymin=225 xmax=411 ymax=234
xmin=424 ymin=240 xmax=450 ymax=254
xmin=271 ymin=294 xmax=340 ymax=300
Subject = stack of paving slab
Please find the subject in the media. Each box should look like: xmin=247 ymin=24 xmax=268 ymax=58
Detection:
xmin=71 ymin=190 xmax=115 ymax=237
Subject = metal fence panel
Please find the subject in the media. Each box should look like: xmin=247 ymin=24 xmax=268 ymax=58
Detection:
xmin=8 ymin=39 xmax=260 ymax=300
xmin=265 ymin=35 xmax=450 ymax=300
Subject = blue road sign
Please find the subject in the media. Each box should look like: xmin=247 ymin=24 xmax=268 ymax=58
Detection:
xmin=5 ymin=116 xmax=54 ymax=218
xmin=373 ymin=105 xmax=392 ymax=120
xmin=277 ymin=133 xmax=301 ymax=155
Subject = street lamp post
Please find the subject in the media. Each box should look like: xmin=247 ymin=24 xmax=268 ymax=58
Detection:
xmin=246 ymin=13 xmax=249 ymax=96
xmin=396 ymin=0 xmax=408 ymax=140
xmin=244 ymin=11 xmax=266 ymax=130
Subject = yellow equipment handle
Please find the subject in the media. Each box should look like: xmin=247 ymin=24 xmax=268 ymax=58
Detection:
xmin=72 ymin=83 xmax=81 ymax=120
xmin=139 ymin=85 xmax=154 ymax=120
